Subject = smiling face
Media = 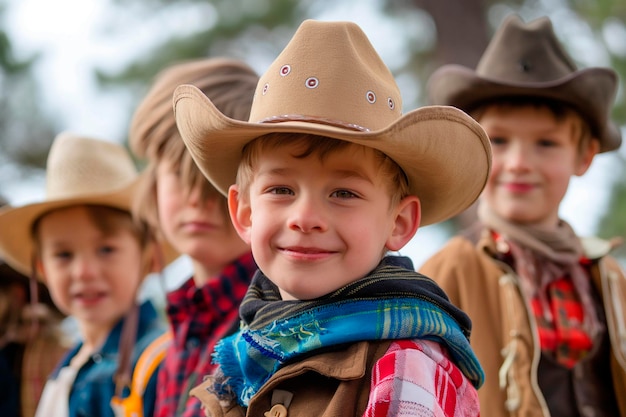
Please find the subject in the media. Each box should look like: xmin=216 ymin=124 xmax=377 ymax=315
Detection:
xmin=478 ymin=105 xmax=598 ymax=228
xmin=229 ymin=136 xmax=420 ymax=301
xmin=155 ymin=159 xmax=250 ymax=279
xmin=35 ymin=205 xmax=145 ymax=337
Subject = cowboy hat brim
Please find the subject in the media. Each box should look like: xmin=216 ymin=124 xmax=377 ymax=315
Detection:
xmin=174 ymin=84 xmax=492 ymax=227
xmin=427 ymin=65 xmax=621 ymax=152
xmin=0 ymin=181 xmax=139 ymax=278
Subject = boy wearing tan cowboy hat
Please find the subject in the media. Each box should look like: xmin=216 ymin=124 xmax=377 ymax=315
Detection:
xmin=421 ymin=14 xmax=626 ymax=417
xmin=0 ymin=133 xmax=167 ymax=417
xmin=129 ymin=58 xmax=258 ymax=417
xmin=173 ymin=19 xmax=490 ymax=416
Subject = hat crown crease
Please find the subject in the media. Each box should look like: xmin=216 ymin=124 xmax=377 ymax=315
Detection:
xmin=46 ymin=134 xmax=137 ymax=200
xmin=248 ymin=20 xmax=402 ymax=132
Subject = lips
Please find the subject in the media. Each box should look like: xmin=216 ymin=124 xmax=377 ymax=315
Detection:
xmin=501 ymin=181 xmax=535 ymax=193
xmin=279 ymin=246 xmax=336 ymax=261
xmin=73 ymin=290 xmax=107 ymax=306
xmin=181 ymin=221 xmax=218 ymax=232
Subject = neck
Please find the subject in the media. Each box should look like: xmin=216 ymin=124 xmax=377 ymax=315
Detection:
xmin=191 ymin=259 xmax=223 ymax=286
xmin=76 ymin=320 xmax=114 ymax=355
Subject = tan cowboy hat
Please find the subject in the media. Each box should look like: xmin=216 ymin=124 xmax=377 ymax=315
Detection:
xmin=174 ymin=19 xmax=492 ymax=227
xmin=427 ymin=14 xmax=621 ymax=153
xmin=0 ymin=132 xmax=141 ymax=276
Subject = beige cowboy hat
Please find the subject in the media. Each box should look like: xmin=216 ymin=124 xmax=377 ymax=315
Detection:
xmin=0 ymin=132 xmax=142 ymax=277
xmin=427 ymin=14 xmax=621 ymax=153
xmin=174 ymin=19 xmax=492 ymax=227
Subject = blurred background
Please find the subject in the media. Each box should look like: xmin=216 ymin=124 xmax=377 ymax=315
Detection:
xmin=0 ymin=0 xmax=625 ymax=269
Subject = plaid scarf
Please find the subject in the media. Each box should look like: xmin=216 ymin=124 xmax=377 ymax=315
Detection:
xmin=210 ymin=256 xmax=484 ymax=406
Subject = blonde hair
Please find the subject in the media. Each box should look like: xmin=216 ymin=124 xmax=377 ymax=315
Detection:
xmin=130 ymin=58 xmax=259 ymax=231
xmin=236 ymin=132 xmax=410 ymax=206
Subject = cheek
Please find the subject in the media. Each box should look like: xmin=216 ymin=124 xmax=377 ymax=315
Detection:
xmin=156 ymin=184 xmax=180 ymax=226
xmin=43 ymin=276 xmax=72 ymax=314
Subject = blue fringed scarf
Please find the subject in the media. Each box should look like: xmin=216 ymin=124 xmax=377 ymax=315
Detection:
xmin=211 ymin=256 xmax=484 ymax=406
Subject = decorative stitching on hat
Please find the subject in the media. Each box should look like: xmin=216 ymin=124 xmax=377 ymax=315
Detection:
xmin=280 ymin=65 xmax=291 ymax=76
xmin=366 ymin=91 xmax=376 ymax=103
xmin=257 ymin=115 xmax=370 ymax=132
xmin=305 ymin=77 xmax=319 ymax=89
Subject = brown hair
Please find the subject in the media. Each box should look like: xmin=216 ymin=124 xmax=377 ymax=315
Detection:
xmin=236 ymin=132 xmax=410 ymax=207
xmin=470 ymin=97 xmax=595 ymax=155
xmin=130 ymin=58 xmax=258 ymax=231
xmin=32 ymin=205 xmax=153 ymax=250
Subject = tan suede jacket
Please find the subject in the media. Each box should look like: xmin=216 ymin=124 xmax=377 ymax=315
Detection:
xmin=420 ymin=230 xmax=626 ymax=417
xmin=190 ymin=340 xmax=391 ymax=417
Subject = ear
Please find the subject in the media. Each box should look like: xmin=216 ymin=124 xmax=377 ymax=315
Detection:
xmin=386 ymin=195 xmax=420 ymax=251
xmin=35 ymin=258 xmax=47 ymax=283
xmin=575 ymin=138 xmax=600 ymax=176
xmin=228 ymin=185 xmax=252 ymax=244
xmin=142 ymin=241 xmax=162 ymax=274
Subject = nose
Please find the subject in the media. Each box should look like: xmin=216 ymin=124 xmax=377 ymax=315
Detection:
xmin=71 ymin=255 xmax=98 ymax=281
xmin=186 ymin=184 xmax=203 ymax=207
xmin=503 ymin=141 xmax=531 ymax=173
xmin=288 ymin=194 xmax=328 ymax=233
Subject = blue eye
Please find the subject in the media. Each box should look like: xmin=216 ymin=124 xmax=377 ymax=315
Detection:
xmin=331 ymin=190 xmax=357 ymax=199
xmin=269 ymin=187 xmax=293 ymax=195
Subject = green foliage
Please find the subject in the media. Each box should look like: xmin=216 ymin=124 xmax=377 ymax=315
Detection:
xmin=99 ymin=0 xmax=307 ymax=87
xmin=0 ymin=0 xmax=57 ymax=180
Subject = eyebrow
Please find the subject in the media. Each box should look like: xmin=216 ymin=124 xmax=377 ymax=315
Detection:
xmin=258 ymin=166 xmax=374 ymax=184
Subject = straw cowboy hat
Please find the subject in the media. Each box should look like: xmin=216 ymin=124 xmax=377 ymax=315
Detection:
xmin=0 ymin=132 xmax=141 ymax=276
xmin=427 ymin=14 xmax=621 ymax=153
xmin=174 ymin=19 xmax=492 ymax=227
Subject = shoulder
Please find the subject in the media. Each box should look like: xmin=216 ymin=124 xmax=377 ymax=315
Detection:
xmin=420 ymin=235 xmax=487 ymax=277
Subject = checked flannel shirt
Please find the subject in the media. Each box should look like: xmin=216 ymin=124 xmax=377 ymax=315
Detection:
xmin=154 ymin=252 xmax=256 ymax=417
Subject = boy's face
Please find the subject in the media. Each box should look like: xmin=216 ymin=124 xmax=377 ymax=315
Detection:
xmin=480 ymin=106 xmax=596 ymax=227
xmin=156 ymin=160 xmax=249 ymax=277
xmin=36 ymin=206 xmax=143 ymax=336
xmin=229 ymin=141 xmax=419 ymax=301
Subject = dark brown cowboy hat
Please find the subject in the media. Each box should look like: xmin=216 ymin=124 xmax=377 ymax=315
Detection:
xmin=428 ymin=14 xmax=621 ymax=153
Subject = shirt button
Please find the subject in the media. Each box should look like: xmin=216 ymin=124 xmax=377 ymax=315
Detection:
xmin=186 ymin=338 xmax=200 ymax=349
xmin=264 ymin=404 xmax=288 ymax=417
xmin=92 ymin=353 xmax=102 ymax=363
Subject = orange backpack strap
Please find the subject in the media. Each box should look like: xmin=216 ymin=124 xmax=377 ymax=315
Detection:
xmin=111 ymin=331 xmax=173 ymax=417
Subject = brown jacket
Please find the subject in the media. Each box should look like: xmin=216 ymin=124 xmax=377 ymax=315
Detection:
xmin=190 ymin=340 xmax=391 ymax=417
xmin=420 ymin=230 xmax=626 ymax=417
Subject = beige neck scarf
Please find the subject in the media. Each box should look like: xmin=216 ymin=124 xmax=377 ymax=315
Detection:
xmin=478 ymin=203 xmax=602 ymax=338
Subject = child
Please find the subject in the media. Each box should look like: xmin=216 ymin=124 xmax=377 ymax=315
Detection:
xmin=0 ymin=232 xmax=67 ymax=417
xmin=422 ymin=15 xmax=626 ymax=417
xmin=174 ymin=20 xmax=490 ymax=416
xmin=129 ymin=58 xmax=259 ymax=417
xmin=0 ymin=133 xmax=167 ymax=417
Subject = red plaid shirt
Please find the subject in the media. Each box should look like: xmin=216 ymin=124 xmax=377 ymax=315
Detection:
xmin=365 ymin=339 xmax=480 ymax=417
xmin=531 ymin=275 xmax=593 ymax=368
xmin=154 ymin=252 xmax=256 ymax=417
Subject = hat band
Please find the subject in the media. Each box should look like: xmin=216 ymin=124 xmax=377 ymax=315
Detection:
xmin=257 ymin=115 xmax=370 ymax=132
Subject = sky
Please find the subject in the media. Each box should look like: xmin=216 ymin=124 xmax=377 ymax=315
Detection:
xmin=3 ymin=0 xmax=625 ymax=270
